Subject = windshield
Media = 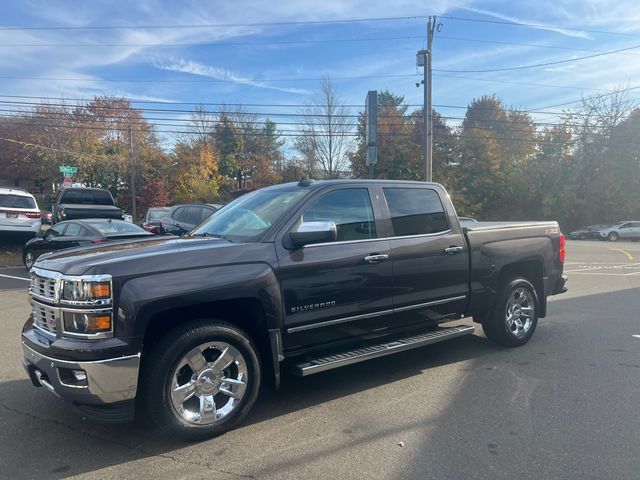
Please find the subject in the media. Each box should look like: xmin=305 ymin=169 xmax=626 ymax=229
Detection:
xmin=147 ymin=209 xmax=170 ymax=221
xmin=189 ymin=187 xmax=306 ymax=242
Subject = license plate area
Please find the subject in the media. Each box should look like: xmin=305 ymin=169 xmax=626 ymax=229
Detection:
xmin=6 ymin=212 xmax=18 ymax=218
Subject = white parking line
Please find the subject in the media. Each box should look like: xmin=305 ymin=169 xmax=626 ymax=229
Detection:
xmin=0 ymin=273 xmax=29 ymax=282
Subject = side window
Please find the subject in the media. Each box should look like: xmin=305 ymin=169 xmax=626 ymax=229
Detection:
xmin=184 ymin=207 xmax=203 ymax=225
xmin=172 ymin=207 xmax=186 ymax=222
xmin=201 ymin=207 xmax=215 ymax=222
xmin=63 ymin=223 xmax=82 ymax=236
xmin=620 ymin=223 xmax=630 ymax=229
xmin=303 ymin=188 xmax=377 ymax=242
xmin=383 ymin=188 xmax=449 ymax=237
xmin=49 ymin=224 xmax=66 ymax=237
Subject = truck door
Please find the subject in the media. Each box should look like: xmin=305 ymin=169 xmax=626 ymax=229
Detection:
xmin=276 ymin=186 xmax=394 ymax=350
xmin=380 ymin=186 xmax=469 ymax=318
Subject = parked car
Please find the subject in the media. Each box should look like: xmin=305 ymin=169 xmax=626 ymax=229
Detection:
xmin=160 ymin=203 xmax=222 ymax=235
xmin=143 ymin=207 xmax=171 ymax=233
xmin=568 ymin=224 xmax=611 ymax=240
xmin=0 ymin=187 xmax=41 ymax=236
xmin=597 ymin=221 xmax=640 ymax=242
xmin=22 ymin=179 xmax=566 ymax=438
xmin=23 ymin=218 xmax=153 ymax=269
xmin=52 ymin=188 xmax=123 ymax=223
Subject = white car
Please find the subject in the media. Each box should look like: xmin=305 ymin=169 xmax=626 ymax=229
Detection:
xmin=0 ymin=188 xmax=42 ymax=236
xmin=597 ymin=221 xmax=640 ymax=242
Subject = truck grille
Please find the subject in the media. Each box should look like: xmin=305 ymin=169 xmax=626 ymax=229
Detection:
xmin=32 ymin=301 xmax=58 ymax=334
xmin=30 ymin=273 xmax=58 ymax=302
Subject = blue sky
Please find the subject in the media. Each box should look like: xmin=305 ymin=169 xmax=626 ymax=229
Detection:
xmin=2 ymin=0 xmax=640 ymax=145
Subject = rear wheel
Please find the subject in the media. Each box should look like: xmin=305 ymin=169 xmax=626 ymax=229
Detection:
xmin=141 ymin=320 xmax=261 ymax=440
xmin=482 ymin=278 xmax=539 ymax=347
xmin=608 ymin=232 xmax=619 ymax=242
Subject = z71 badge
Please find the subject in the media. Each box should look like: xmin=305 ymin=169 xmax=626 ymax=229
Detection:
xmin=290 ymin=301 xmax=336 ymax=314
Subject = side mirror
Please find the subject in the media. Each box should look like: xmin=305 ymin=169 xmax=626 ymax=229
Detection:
xmin=289 ymin=221 xmax=337 ymax=248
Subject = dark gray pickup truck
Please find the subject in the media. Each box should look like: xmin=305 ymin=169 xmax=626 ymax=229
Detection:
xmin=22 ymin=179 xmax=567 ymax=438
xmin=52 ymin=187 xmax=123 ymax=224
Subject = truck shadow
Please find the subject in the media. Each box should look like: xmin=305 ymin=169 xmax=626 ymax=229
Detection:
xmin=2 ymin=287 xmax=638 ymax=478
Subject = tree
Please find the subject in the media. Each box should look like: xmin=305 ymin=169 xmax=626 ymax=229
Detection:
xmin=295 ymin=78 xmax=354 ymax=179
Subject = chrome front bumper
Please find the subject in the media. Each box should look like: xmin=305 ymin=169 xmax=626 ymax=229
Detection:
xmin=22 ymin=342 xmax=140 ymax=404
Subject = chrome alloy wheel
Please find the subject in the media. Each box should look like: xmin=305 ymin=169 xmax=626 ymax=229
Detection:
xmin=505 ymin=287 xmax=534 ymax=338
xmin=25 ymin=251 xmax=35 ymax=269
xmin=169 ymin=342 xmax=248 ymax=425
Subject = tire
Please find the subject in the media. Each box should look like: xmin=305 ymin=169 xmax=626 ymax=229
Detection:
xmin=578 ymin=233 xmax=586 ymax=240
xmin=23 ymin=250 xmax=36 ymax=270
xmin=140 ymin=319 xmax=261 ymax=440
xmin=481 ymin=278 xmax=539 ymax=347
xmin=608 ymin=232 xmax=619 ymax=242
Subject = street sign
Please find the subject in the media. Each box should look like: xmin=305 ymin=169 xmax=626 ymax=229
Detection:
xmin=59 ymin=166 xmax=78 ymax=175
xmin=62 ymin=177 xmax=72 ymax=189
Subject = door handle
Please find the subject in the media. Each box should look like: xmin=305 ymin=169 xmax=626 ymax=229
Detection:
xmin=364 ymin=254 xmax=389 ymax=263
xmin=444 ymin=246 xmax=464 ymax=255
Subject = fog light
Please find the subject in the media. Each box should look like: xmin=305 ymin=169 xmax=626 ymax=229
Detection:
xmin=73 ymin=370 xmax=87 ymax=382
xmin=58 ymin=367 xmax=88 ymax=386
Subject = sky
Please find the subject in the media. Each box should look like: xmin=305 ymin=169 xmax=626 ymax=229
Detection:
xmin=2 ymin=0 xmax=640 ymax=146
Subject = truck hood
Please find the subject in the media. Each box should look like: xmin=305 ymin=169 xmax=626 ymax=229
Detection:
xmin=34 ymin=236 xmax=241 ymax=276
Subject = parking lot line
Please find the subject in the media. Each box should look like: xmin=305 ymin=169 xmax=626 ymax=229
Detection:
xmin=611 ymin=248 xmax=635 ymax=261
xmin=0 ymin=273 xmax=29 ymax=282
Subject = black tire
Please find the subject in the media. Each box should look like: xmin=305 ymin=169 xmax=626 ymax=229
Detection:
xmin=481 ymin=278 xmax=539 ymax=347
xmin=23 ymin=249 xmax=36 ymax=270
xmin=608 ymin=232 xmax=619 ymax=242
xmin=140 ymin=319 xmax=261 ymax=440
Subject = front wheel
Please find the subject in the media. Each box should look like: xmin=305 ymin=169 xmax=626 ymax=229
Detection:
xmin=608 ymin=232 xmax=619 ymax=242
xmin=23 ymin=250 xmax=36 ymax=270
xmin=141 ymin=320 xmax=261 ymax=440
xmin=482 ymin=278 xmax=539 ymax=347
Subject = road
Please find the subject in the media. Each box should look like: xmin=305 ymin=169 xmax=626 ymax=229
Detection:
xmin=0 ymin=240 xmax=638 ymax=479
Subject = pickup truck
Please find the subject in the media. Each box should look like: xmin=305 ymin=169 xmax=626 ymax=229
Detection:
xmin=52 ymin=187 xmax=123 ymax=223
xmin=22 ymin=179 xmax=567 ymax=439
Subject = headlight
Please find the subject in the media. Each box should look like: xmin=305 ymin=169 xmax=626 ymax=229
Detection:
xmin=63 ymin=311 xmax=112 ymax=336
xmin=61 ymin=279 xmax=111 ymax=304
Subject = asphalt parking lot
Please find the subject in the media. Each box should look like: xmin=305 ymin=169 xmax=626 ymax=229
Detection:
xmin=0 ymin=239 xmax=639 ymax=479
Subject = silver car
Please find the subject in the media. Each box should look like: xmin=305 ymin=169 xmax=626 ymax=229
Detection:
xmin=0 ymin=187 xmax=42 ymax=236
xmin=597 ymin=221 xmax=640 ymax=242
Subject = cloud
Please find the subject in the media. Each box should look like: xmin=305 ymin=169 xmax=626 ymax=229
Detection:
xmin=461 ymin=6 xmax=592 ymax=39
xmin=152 ymin=57 xmax=311 ymax=95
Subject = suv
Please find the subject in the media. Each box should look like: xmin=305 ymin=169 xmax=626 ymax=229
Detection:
xmin=0 ymin=188 xmax=41 ymax=236
xmin=160 ymin=204 xmax=222 ymax=235
xmin=597 ymin=221 xmax=640 ymax=242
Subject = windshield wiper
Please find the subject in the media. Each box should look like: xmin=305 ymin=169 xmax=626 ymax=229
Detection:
xmin=190 ymin=232 xmax=233 ymax=241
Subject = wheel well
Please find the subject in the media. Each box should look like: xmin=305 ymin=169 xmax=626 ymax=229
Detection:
xmin=142 ymin=298 xmax=276 ymax=386
xmin=500 ymin=260 xmax=546 ymax=317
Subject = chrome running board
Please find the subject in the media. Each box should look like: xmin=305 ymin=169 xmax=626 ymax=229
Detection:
xmin=294 ymin=325 xmax=475 ymax=376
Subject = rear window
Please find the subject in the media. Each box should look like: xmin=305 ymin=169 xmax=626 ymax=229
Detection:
xmin=383 ymin=188 xmax=449 ymax=237
xmin=84 ymin=220 xmax=146 ymax=236
xmin=61 ymin=190 xmax=114 ymax=206
xmin=0 ymin=194 xmax=36 ymax=209
xmin=147 ymin=209 xmax=169 ymax=221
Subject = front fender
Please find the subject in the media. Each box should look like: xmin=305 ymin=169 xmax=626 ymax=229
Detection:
xmin=118 ymin=263 xmax=282 ymax=338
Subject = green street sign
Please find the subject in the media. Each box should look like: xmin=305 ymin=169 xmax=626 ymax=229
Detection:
xmin=59 ymin=166 xmax=78 ymax=174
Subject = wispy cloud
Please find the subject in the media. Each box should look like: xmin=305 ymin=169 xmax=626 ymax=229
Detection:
xmin=461 ymin=6 xmax=592 ymax=39
xmin=153 ymin=57 xmax=310 ymax=95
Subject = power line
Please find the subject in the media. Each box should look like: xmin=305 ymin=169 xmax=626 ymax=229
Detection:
xmin=437 ymin=34 xmax=640 ymax=56
xmin=0 ymin=15 xmax=429 ymax=31
xmin=433 ymin=73 xmax=622 ymax=92
xmin=434 ymin=43 xmax=640 ymax=73
xmin=0 ymin=35 xmax=424 ymax=48
xmin=439 ymin=15 xmax=640 ymax=38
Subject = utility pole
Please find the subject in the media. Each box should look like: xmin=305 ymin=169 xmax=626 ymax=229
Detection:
xmin=129 ymin=123 xmax=137 ymax=221
xmin=418 ymin=16 xmax=438 ymax=182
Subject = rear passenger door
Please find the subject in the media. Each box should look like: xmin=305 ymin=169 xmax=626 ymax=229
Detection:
xmin=380 ymin=186 xmax=469 ymax=317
